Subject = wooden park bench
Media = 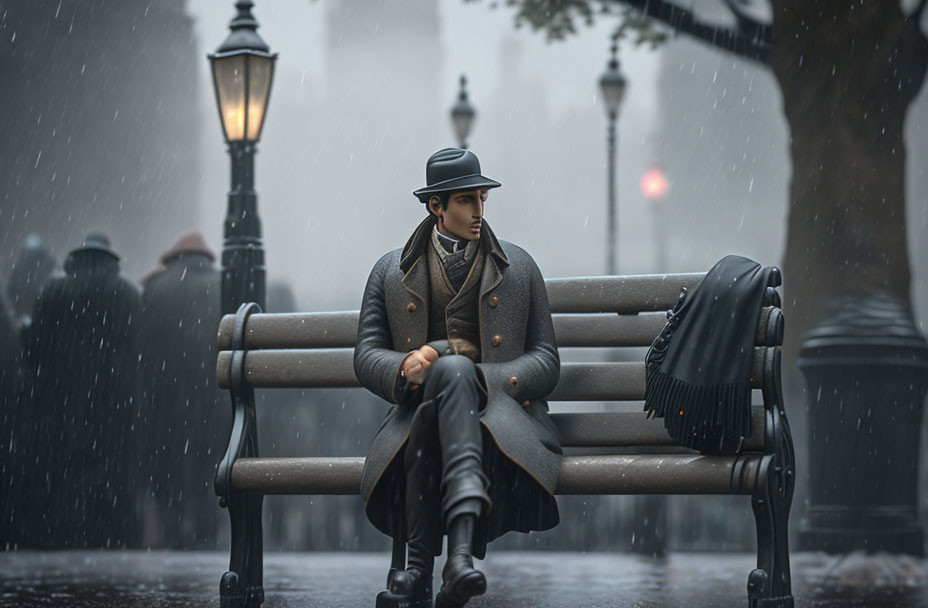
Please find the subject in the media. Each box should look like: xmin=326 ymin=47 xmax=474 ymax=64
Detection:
xmin=213 ymin=269 xmax=795 ymax=608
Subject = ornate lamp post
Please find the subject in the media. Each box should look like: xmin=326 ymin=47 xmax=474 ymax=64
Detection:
xmin=209 ymin=0 xmax=277 ymax=315
xmin=450 ymin=74 xmax=476 ymax=149
xmin=209 ymin=4 xmax=276 ymax=605
xmin=640 ymin=160 xmax=669 ymax=272
xmin=598 ymin=41 xmax=626 ymax=275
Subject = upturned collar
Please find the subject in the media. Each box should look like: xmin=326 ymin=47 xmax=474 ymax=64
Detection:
xmin=400 ymin=215 xmax=509 ymax=274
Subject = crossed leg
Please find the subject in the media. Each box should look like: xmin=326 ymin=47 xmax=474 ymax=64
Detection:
xmin=391 ymin=355 xmax=490 ymax=606
xmin=405 ymin=354 xmax=490 ymax=555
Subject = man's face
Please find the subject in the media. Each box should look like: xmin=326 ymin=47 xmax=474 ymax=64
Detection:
xmin=429 ymin=188 xmax=488 ymax=240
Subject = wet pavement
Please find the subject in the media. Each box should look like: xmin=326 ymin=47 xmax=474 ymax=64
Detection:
xmin=1 ymin=550 xmax=927 ymax=607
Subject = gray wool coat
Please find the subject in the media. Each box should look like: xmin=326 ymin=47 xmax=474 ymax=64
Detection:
xmin=354 ymin=215 xmax=563 ymax=552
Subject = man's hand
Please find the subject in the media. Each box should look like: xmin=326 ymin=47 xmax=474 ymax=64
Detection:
xmin=402 ymin=345 xmax=440 ymax=387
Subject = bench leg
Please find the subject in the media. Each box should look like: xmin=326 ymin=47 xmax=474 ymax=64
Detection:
xmin=748 ymin=453 xmax=794 ymax=608
xmin=221 ymin=493 xmax=264 ymax=608
xmin=218 ymin=303 xmax=264 ymax=608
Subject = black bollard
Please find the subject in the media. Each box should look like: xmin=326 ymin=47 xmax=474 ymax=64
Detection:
xmin=798 ymin=292 xmax=928 ymax=555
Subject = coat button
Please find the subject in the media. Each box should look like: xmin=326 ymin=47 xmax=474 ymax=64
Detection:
xmin=509 ymin=376 xmax=518 ymax=387
xmin=492 ymin=335 xmax=503 ymax=347
xmin=406 ymin=302 xmax=416 ymax=312
xmin=489 ymin=296 xmax=499 ymax=308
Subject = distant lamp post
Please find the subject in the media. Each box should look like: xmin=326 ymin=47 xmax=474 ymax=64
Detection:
xmin=209 ymin=0 xmax=277 ymax=315
xmin=599 ymin=41 xmax=660 ymax=557
xmin=599 ymin=41 xmax=626 ymax=275
xmin=451 ymin=74 xmax=476 ymax=149
xmin=630 ymin=160 xmax=669 ymax=556
xmin=641 ymin=161 xmax=669 ymax=272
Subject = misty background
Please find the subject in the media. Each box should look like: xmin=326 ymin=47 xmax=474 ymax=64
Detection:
xmin=1 ymin=0 xmax=927 ymax=552
xmin=3 ymin=0 xmax=925 ymax=315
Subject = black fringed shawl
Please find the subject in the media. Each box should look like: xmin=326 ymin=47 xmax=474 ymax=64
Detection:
xmin=644 ymin=255 xmax=772 ymax=454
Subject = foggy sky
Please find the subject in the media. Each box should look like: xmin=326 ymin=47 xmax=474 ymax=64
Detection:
xmin=183 ymin=0 xmax=926 ymax=321
xmin=186 ymin=0 xmax=661 ymax=311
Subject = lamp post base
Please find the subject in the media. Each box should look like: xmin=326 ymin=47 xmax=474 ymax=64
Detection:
xmin=798 ymin=293 xmax=928 ymax=558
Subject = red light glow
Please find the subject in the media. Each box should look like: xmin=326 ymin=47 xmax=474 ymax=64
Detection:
xmin=640 ymin=165 xmax=669 ymax=201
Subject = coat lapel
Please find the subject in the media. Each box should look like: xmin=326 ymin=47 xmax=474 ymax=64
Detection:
xmin=479 ymin=254 xmax=502 ymax=300
xmin=400 ymin=215 xmax=435 ymax=304
xmin=479 ymin=220 xmax=509 ymax=299
xmin=399 ymin=216 xmax=509 ymax=319
xmin=402 ymin=256 xmax=428 ymax=304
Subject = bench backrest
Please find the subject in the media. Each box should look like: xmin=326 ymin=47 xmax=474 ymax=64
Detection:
xmin=216 ymin=272 xmax=784 ymax=453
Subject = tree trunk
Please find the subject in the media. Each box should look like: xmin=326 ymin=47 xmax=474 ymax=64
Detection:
xmin=768 ymin=1 xmax=927 ymax=369
xmin=767 ymin=1 xmax=928 ymax=546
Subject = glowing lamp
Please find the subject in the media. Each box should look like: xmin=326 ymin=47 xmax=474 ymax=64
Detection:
xmin=641 ymin=163 xmax=669 ymax=201
xmin=209 ymin=1 xmax=277 ymax=142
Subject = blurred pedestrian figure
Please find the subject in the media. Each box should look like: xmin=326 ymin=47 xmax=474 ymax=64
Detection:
xmin=139 ymin=230 xmax=224 ymax=549
xmin=7 ymin=234 xmax=58 ymax=329
xmin=8 ymin=236 xmax=59 ymax=453
xmin=0 ymin=294 xmax=22 ymax=548
xmin=26 ymin=231 xmax=142 ymax=548
xmin=0 ymin=293 xmax=18 ymax=419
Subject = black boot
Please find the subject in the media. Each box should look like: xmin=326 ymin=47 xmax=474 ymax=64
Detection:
xmin=435 ymin=514 xmax=486 ymax=608
xmin=385 ymin=540 xmax=433 ymax=608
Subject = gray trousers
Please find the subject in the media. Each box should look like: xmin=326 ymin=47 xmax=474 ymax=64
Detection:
xmin=404 ymin=355 xmax=491 ymax=556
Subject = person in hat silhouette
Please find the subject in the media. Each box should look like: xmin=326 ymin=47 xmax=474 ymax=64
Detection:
xmin=138 ymin=229 xmax=225 ymax=549
xmin=355 ymin=148 xmax=562 ymax=607
xmin=25 ymin=231 xmax=141 ymax=547
xmin=6 ymin=234 xmax=57 ymax=329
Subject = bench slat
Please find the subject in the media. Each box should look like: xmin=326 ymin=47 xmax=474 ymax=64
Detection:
xmin=548 ymin=362 xmax=645 ymax=401
xmin=216 ymin=272 xmax=709 ymax=350
xmin=232 ymin=457 xmax=365 ymax=495
xmin=545 ymin=273 xmax=705 ymax=314
xmin=217 ymin=349 xmax=359 ymax=388
xmin=554 ymin=313 xmax=666 ymax=347
xmin=216 ymin=274 xmax=711 ymax=350
xmin=217 ymin=308 xmax=780 ymax=350
xmin=555 ymin=454 xmax=761 ymax=495
xmin=229 ymin=453 xmax=761 ymax=496
xmin=217 ymin=311 xmax=359 ymax=350
xmin=216 ymin=349 xmax=769 ymax=397
xmin=552 ymin=407 xmax=765 ymax=450
xmin=215 ymin=311 xmax=669 ymax=350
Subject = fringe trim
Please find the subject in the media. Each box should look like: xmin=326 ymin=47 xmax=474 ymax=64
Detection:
xmin=642 ymin=288 xmax=752 ymax=455
xmin=644 ymin=367 xmax=752 ymax=454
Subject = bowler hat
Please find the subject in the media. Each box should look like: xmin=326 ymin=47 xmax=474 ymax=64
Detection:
xmin=74 ymin=230 xmax=119 ymax=260
xmin=159 ymin=229 xmax=216 ymax=265
xmin=413 ymin=148 xmax=501 ymax=203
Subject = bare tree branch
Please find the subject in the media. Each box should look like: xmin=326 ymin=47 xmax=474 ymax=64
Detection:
xmin=908 ymin=0 xmax=928 ymax=41
xmin=612 ymin=0 xmax=772 ymax=64
xmin=913 ymin=0 xmax=928 ymax=21
xmin=904 ymin=0 xmax=928 ymax=68
xmin=720 ymin=0 xmax=771 ymax=38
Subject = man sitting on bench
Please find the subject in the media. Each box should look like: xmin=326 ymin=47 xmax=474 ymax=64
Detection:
xmin=354 ymin=148 xmax=563 ymax=608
